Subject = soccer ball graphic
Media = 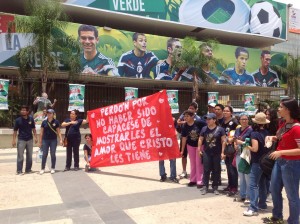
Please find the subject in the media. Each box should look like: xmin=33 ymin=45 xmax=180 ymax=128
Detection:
xmin=179 ymin=0 xmax=250 ymax=32
xmin=249 ymin=1 xmax=282 ymax=37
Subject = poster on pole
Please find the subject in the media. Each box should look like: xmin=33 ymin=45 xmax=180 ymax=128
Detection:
xmin=208 ymin=92 xmax=218 ymax=105
xmin=0 ymin=79 xmax=9 ymax=110
xmin=244 ymin=93 xmax=256 ymax=115
xmin=88 ymin=90 xmax=180 ymax=167
xmin=166 ymin=90 xmax=179 ymax=114
xmin=124 ymin=87 xmax=138 ymax=101
xmin=68 ymin=84 xmax=85 ymax=112
xmin=289 ymin=7 xmax=300 ymax=34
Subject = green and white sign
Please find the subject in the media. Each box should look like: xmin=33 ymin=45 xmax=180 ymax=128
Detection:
xmin=280 ymin=95 xmax=289 ymax=100
xmin=125 ymin=87 xmax=138 ymax=101
xmin=167 ymin=89 xmax=179 ymax=114
xmin=208 ymin=92 xmax=218 ymax=105
xmin=64 ymin=0 xmax=287 ymax=39
xmin=244 ymin=93 xmax=256 ymax=115
xmin=68 ymin=84 xmax=85 ymax=112
xmin=0 ymin=79 xmax=9 ymax=110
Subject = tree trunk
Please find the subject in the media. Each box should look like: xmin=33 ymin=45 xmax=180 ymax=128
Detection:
xmin=41 ymin=70 xmax=47 ymax=93
xmin=192 ymin=72 xmax=199 ymax=101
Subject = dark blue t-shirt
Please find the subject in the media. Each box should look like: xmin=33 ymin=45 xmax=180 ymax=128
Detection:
xmin=200 ymin=126 xmax=226 ymax=155
xmin=41 ymin=119 xmax=60 ymax=140
xmin=181 ymin=121 xmax=206 ymax=147
xmin=83 ymin=144 xmax=92 ymax=156
xmin=221 ymin=119 xmax=238 ymax=136
xmin=64 ymin=118 xmax=83 ymax=140
xmin=14 ymin=116 xmax=36 ymax=141
xmin=250 ymin=129 xmax=269 ymax=164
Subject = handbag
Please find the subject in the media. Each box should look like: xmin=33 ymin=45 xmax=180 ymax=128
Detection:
xmin=224 ymin=144 xmax=235 ymax=156
xmin=259 ymin=149 xmax=275 ymax=177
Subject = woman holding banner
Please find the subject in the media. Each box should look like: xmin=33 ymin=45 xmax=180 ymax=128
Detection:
xmin=61 ymin=109 xmax=88 ymax=171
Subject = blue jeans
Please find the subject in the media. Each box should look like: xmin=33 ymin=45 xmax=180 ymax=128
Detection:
xmin=41 ymin=139 xmax=57 ymax=169
xmin=271 ymin=159 xmax=300 ymax=224
xmin=17 ymin=139 xmax=33 ymax=172
xmin=248 ymin=163 xmax=268 ymax=212
xmin=236 ymin=154 xmax=250 ymax=199
xmin=159 ymin=159 xmax=176 ymax=179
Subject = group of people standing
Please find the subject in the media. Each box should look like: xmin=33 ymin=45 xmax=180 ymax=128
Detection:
xmin=160 ymin=99 xmax=300 ymax=224
xmin=12 ymin=105 xmax=89 ymax=175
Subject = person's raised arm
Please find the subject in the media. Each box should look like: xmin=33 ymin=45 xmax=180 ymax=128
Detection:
xmin=50 ymin=99 xmax=57 ymax=108
xmin=33 ymin=96 xmax=40 ymax=105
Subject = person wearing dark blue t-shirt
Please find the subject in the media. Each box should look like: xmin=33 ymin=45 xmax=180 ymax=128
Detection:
xmin=176 ymin=102 xmax=203 ymax=179
xmin=198 ymin=113 xmax=226 ymax=195
xmin=117 ymin=32 xmax=159 ymax=79
xmin=12 ymin=105 xmax=38 ymax=175
xmin=181 ymin=110 xmax=206 ymax=188
xmin=243 ymin=113 xmax=269 ymax=217
xmin=218 ymin=47 xmax=255 ymax=86
xmin=39 ymin=109 xmax=63 ymax=175
xmin=61 ymin=109 xmax=89 ymax=171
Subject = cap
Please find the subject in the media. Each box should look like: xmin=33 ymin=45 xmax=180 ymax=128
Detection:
xmin=208 ymin=102 xmax=216 ymax=107
xmin=203 ymin=113 xmax=216 ymax=120
xmin=47 ymin=109 xmax=55 ymax=114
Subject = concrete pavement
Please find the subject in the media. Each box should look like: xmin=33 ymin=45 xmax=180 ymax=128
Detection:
xmin=0 ymin=146 xmax=290 ymax=224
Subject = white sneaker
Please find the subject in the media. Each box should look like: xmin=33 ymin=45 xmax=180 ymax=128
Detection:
xmin=40 ymin=170 xmax=45 ymax=175
xmin=51 ymin=169 xmax=55 ymax=174
xmin=244 ymin=199 xmax=250 ymax=205
xmin=179 ymin=172 xmax=187 ymax=179
xmin=243 ymin=209 xmax=258 ymax=216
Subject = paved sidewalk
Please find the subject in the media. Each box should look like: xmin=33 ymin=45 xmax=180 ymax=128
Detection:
xmin=0 ymin=146 xmax=289 ymax=224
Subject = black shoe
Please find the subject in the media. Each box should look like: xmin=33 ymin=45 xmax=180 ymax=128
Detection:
xmin=74 ymin=167 xmax=79 ymax=171
xmin=223 ymin=186 xmax=230 ymax=191
xmin=25 ymin=169 xmax=32 ymax=174
xmin=64 ymin=167 xmax=70 ymax=172
xmin=187 ymin=182 xmax=196 ymax=187
xmin=227 ymin=191 xmax=238 ymax=197
xmin=169 ymin=178 xmax=179 ymax=183
xmin=160 ymin=176 xmax=167 ymax=182
xmin=262 ymin=216 xmax=284 ymax=224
